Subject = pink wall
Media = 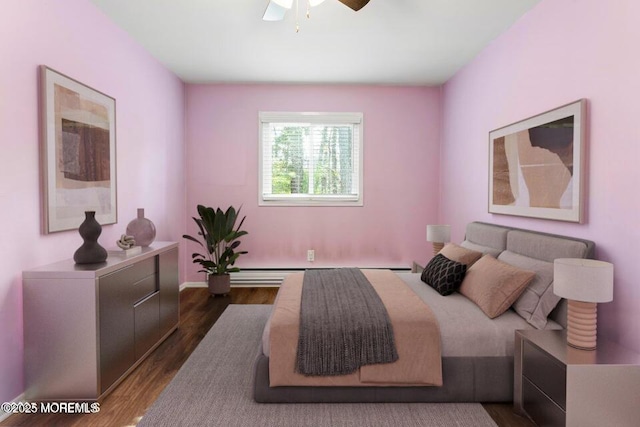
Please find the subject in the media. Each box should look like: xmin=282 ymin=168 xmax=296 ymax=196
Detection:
xmin=184 ymin=85 xmax=441 ymax=280
xmin=441 ymin=0 xmax=640 ymax=352
xmin=0 ymin=1 xmax=185 ymax=403
xmin=6 ymin=0 xmax=635 ymax=407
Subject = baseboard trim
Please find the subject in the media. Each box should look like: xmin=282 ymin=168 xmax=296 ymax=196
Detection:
xmin=0 ymin=392 xmax=25 ymax=423
xmin=231 ymin=283 xmax=281 ymax=288
xmin=183 ymin=267 xmax=411 ymax=289
xmin=182 ymin=281 xmax=279 ymax=289
xmin=180 ymin=281 xmax=202 ymax=291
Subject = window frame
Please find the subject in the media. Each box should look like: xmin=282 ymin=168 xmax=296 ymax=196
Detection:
xmin=258 ymin=111 xmax=364 ymax=207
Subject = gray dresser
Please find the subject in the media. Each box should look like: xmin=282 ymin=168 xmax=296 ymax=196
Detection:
xmin=23 ymin=242 xmax=179 ymax=401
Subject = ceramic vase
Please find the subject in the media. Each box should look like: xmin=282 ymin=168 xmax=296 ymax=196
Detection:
xmin=126 ymin=208 xmax=156 ymax=247
xmin=74 ymin=211 xmax=108 ymax=264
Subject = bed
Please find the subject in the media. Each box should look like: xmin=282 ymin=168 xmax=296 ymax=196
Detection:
xmin=253 ymin=222 xmax=595 ymax=403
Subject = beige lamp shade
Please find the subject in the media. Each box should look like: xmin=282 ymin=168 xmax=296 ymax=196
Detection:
xmin=426 ymin=225 xmax=451 ymax=243
xmin=553 ymin=258 xmax=614 ymax=303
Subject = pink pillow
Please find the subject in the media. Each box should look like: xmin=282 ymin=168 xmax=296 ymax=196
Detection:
xmin=459 ymin=255 xmax=535 ymax=319
xmin=438 ymin=243 xmax=483 ymax=267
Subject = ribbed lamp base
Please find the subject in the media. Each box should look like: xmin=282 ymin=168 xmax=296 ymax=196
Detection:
xmin=566 ymin=300 xmax=598 ymax=350
xmin=432 ymin=242 xmax=444 ymax=256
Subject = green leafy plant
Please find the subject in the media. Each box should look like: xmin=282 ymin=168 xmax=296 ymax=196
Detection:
xmin=183 ymin=205 xmax=248 ymax=275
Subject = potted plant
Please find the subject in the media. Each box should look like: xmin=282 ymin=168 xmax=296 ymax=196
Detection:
xmin=183 ymin=204 xmax=248 ymax=296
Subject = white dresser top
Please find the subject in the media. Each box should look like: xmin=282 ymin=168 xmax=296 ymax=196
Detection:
xmin=23 ymin=241 xmax=178 ymax=279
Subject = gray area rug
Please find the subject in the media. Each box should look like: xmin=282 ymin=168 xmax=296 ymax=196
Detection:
xmin=138 ymin=305 xmax=498 ymax=427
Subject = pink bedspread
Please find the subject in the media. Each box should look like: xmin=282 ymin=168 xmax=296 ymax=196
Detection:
xmin=269 ymin=269 xmax=443 ymax=387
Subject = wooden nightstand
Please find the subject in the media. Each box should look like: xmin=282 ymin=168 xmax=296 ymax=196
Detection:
xmin=514 ymin=329 xmax=640 ymax=427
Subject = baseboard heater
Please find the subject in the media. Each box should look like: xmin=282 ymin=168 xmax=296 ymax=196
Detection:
xmin=230 ymin=267 xmax=412 ymax=287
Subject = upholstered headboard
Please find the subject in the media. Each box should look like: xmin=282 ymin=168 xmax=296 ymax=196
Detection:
xmin=462 ymin=221 xmax=595 ymax=328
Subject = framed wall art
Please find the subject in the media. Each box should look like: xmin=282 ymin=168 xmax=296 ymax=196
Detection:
xmin=40 ymin=66 xmax=117 ymax=233
xmin=488 ymin=99 xmax=586 ymax=223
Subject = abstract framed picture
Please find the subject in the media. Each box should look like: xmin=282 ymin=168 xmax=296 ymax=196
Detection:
xmin=488 ymin=99 xmax=586 ymax=223
xmin=40 ymin=66 xmax=117 ymax=233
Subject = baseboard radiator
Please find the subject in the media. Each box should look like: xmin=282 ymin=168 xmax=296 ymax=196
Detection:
xmin=230 ymin=267 xmax=411 ymax=287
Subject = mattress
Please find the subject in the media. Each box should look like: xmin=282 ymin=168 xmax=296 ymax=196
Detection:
xmin=267 ymin=269 xmax=443 ymax=387
xmin=262 ymin=271 xmax=561 ymax=358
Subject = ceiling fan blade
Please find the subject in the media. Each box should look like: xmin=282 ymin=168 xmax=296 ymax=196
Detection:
xmin=337 ymin=0 xmax=370 ymax=11
xmin=263 ymin=1 xmax=288 ymax=21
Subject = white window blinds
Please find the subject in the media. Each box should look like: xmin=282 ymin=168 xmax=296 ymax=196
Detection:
xmin=259 ymin=112 xmax=363 ymax=206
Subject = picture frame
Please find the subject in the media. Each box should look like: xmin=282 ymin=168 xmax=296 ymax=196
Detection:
xmin=40 ymin=66 xmax=117 ymax=233
xmin=488 ymin=99 xmax=586 ymax=223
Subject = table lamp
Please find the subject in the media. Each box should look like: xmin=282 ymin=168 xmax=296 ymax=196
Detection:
xmin=553 ymin=258 xmax=614 ymax=350
xmin=426 ymin=225 xmax=450 ymax=256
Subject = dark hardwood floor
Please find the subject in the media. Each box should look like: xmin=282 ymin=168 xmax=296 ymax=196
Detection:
xmin=2 ymin=287 xmax=535 ymax=427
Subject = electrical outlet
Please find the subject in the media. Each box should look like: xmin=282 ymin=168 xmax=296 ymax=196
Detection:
xmin=307 ymin=249 xmax=315 ymax=262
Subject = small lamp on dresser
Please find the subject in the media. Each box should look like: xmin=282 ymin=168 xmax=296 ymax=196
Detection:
xmin=426 ymin=225 xmax=451 ymax=256
xmin=553 ymin=258 xmax=614 ymax=350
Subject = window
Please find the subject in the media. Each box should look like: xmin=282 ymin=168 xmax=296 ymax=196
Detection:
xmin=259 ymin=112 xmax=363 ymax=206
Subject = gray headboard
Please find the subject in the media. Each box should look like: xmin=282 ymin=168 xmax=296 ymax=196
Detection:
xmin=463 ymin=221 xmax=595 ymax=328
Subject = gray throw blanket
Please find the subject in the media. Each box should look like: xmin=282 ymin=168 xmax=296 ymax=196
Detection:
xmin=296 ymin=268 xmax=398 ymax=376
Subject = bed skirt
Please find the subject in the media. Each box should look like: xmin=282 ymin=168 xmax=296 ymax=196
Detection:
xmin=253 ymin=346 xmax=513 ymax=403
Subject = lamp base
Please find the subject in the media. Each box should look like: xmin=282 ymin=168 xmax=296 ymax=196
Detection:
xmin=432 ymin=242 xmax=444 ymax=256
xmin=566 ymin=300 xmax=598 ymax=350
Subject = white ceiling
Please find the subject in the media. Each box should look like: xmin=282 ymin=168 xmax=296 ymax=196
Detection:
xmin=89 ymin=0 xmax=539 ymax=86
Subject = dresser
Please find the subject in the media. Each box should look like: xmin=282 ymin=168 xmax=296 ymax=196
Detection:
xmin=23 ymin=242 xmax=179 ymax=401
xmin=514 ymin=329 xmax=640 ymax=427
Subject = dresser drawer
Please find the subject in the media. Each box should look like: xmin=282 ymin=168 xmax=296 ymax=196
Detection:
xmin=523 ymin=376 xmax=566 ymax=427
xmin=102 ymin=256 xmax=157 ymax=288
xmin=132 ymin=274 xmax=158 ymax=303
xmin=126 ymin=256 xmax=157 ymax=283
xmin=523 ymin=340 xmax=567 ymax=409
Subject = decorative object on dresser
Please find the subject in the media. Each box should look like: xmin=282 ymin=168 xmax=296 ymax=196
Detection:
xmin=73 ymin=211 xmax=108 ymax=264
xmin=22 ymin=242 xmax=179 ymax=401
xmin=116 ymin=234 xmax=136 ymax=249
xmin=40 ymin=65 xmax=117 ymax=233
xmin=110 ymin=234 xmax=142 ymax=257
xmin=553 ymin=258 xmax=614 ymax=350
xmin=488 ymin=99 xmax=586 ymax=223
xmin=514 ymin=329 xmax=640 ymax=427
xmin=183 ymin=204 xmax=248 ymax=296
xmin=126 ymin=208 xmax=156 ymax=247
xmin=426 ymin=224 xmax=451 ymax=255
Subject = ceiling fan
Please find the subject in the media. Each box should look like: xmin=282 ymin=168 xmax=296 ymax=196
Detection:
xmin=263 ymin=0 xmax=370 ymax=22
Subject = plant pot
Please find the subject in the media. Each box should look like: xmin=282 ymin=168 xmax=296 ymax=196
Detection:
xmin=208 ymin=274 xmax=231 ymax=296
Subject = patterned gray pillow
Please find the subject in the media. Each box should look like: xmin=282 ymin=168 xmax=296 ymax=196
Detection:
xmin=421 ymin=254 xmax=467 ymax=296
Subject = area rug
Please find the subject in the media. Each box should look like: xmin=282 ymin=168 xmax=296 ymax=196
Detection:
xmin=138 ymin=305 xmax=498 ymax=427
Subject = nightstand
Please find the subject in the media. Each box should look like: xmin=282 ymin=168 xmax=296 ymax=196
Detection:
xmin=411 ymin=261 xmax=425 ymax=273
xmin=514 ymin=329 xmax=640 ymax=427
